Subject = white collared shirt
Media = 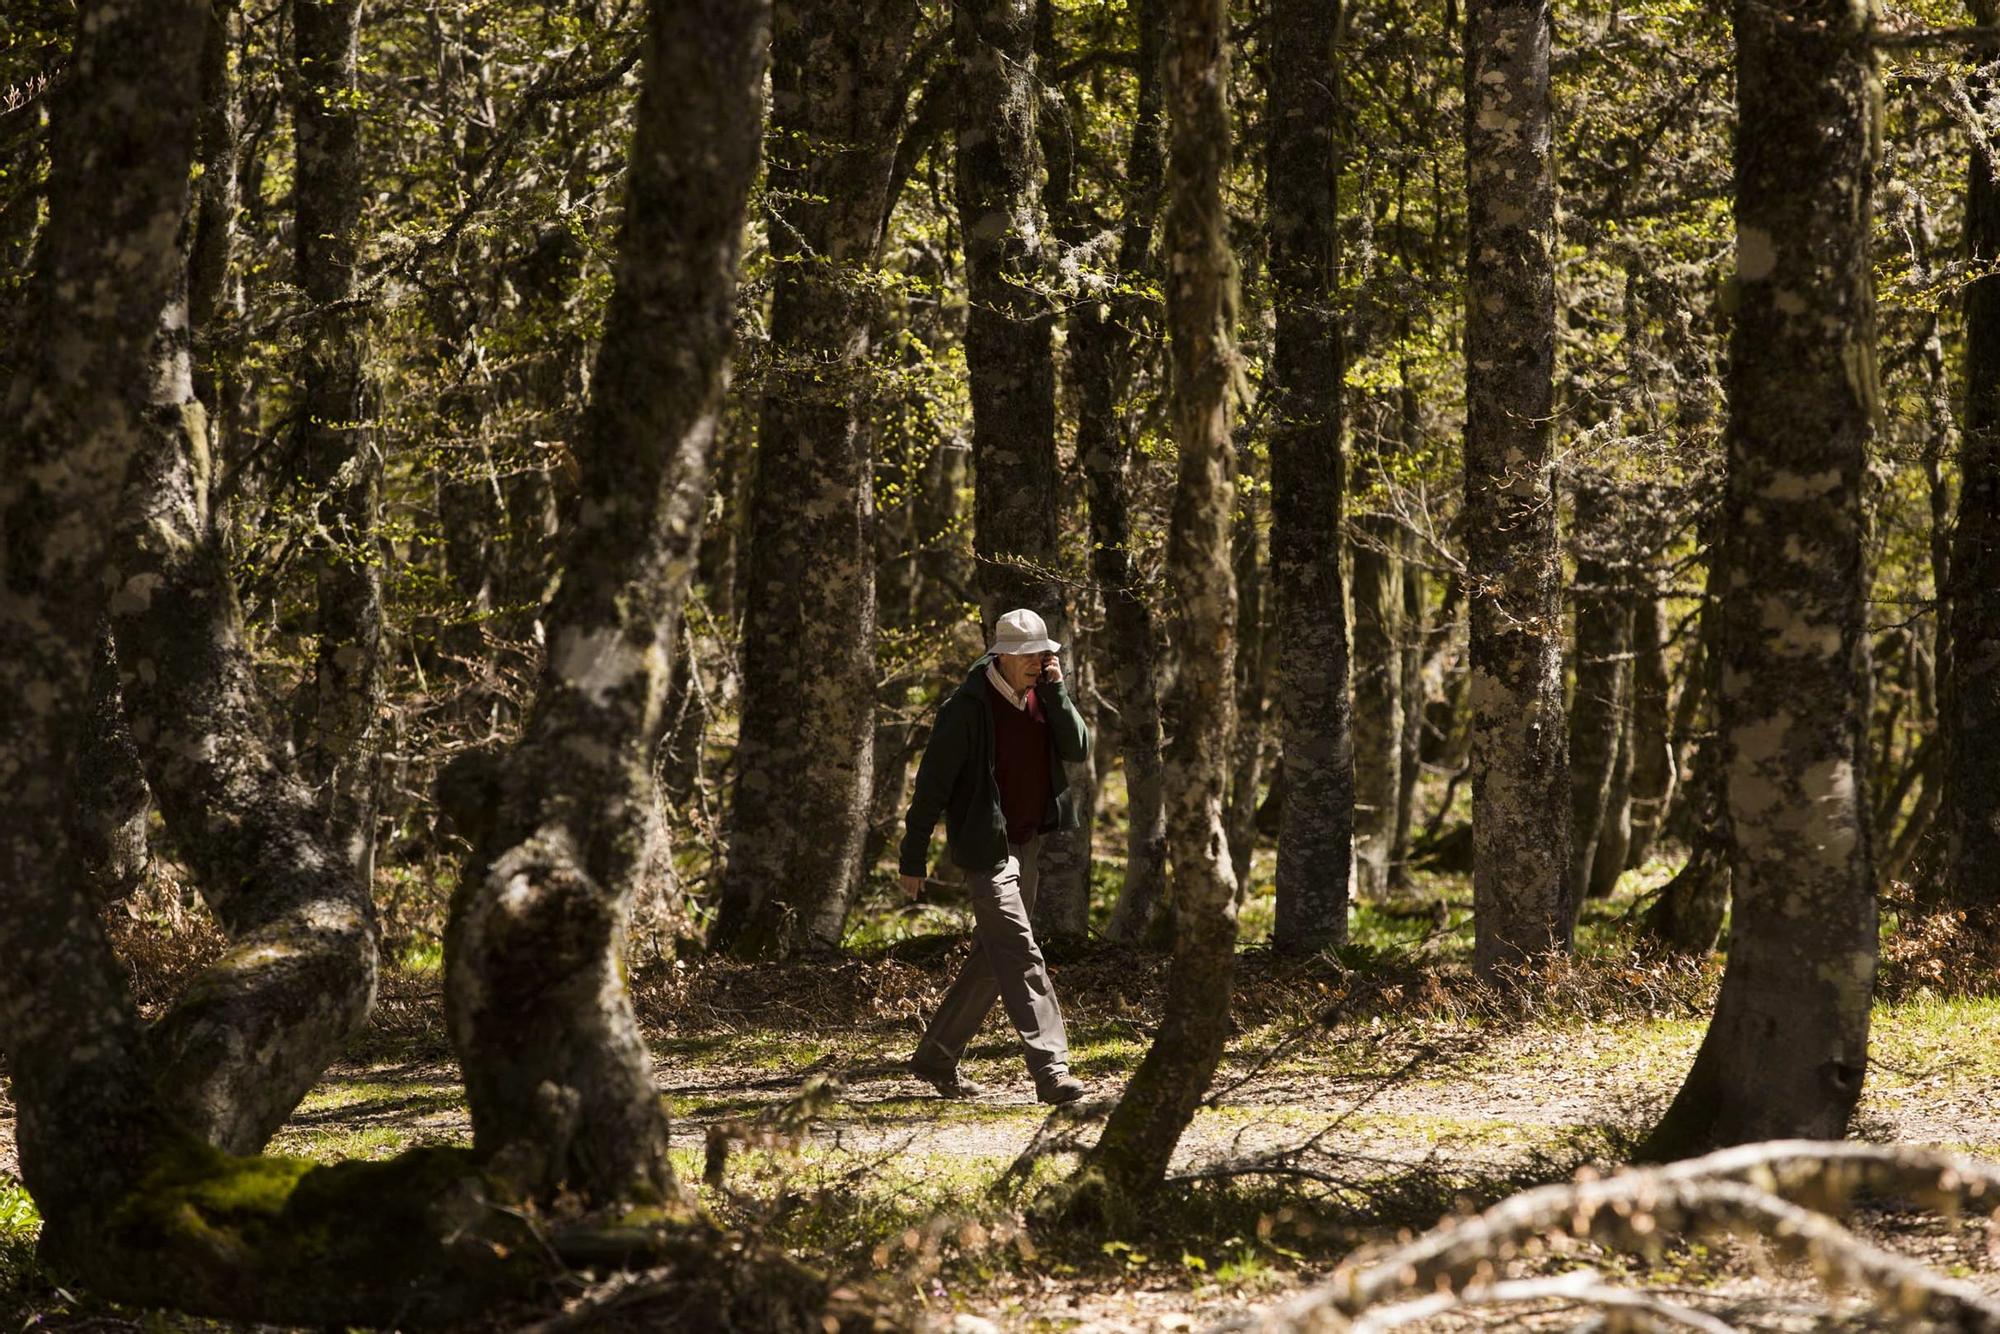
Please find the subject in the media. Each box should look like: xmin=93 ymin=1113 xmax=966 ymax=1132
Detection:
xmin=986 ymin=661 xmax=1032 ymax=711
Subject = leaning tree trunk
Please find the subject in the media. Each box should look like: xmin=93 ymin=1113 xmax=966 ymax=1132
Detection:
xmin=713 ymin=0 xmax=921 ymax=958
xmin=1078 ymin=0 xmax=1172 ymax=946
xmin=1268 ymin=0 xmax=1352 ymax=953
xmin=110 ymin=237 xmax=379 ymax=1155
xmin=445 ymin=0 xmax=770 ymax=1206
xmin=292 ymin=0 xmax=383 ymax=883
xmin=1567 ymin=471 xmax=1630 ymax=906
xmin=1463 ymin=0 xmax=1570 ymax=975
xmin=0 ymin=0 xmax=208 ymax=1260
xmin=1947 ymin=0 xmax=2000 ymax=910
xmin=1639 ymin=0 xmax=1878 ymax=1159
xmin=1083 ymin=0 xmax=1239 ymax=1202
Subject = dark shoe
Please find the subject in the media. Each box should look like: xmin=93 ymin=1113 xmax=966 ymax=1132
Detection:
xmin=1035 ymin=1071 xmax=1087 ymax=1105
xmin=908 ymin=1058 xmax=986 ymax=1099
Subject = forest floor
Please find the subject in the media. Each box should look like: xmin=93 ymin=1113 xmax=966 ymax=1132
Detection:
xmin=5 ymin=865 xmax=2000 ymax=1331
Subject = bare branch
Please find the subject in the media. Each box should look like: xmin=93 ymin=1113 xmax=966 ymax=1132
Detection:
xmin=1216 ymin=1141 xmax=2000 ymax=1333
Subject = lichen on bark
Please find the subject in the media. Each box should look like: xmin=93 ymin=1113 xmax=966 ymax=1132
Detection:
xmin=445 ymin=0 xmax=771 ymax=1207
xmin=1641 ymin=0 xmax=1879 ymax=1159
xmin=1080 ymin=0 xmax=1240 ymax=1203
xmin=1462 ymin=0 xmax=1572 ymax=975
xmin=716 ymin=0 xmax=923 ymax=959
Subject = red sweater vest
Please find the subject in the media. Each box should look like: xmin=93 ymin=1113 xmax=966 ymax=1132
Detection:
xmin=988 ymin=677 xmax=1051 ymax=844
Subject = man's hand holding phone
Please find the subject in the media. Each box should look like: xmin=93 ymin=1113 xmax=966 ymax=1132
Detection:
xmin=1038 ymin=652 xmax=1063 ymax=686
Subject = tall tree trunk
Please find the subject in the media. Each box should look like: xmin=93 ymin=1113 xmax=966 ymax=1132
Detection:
xmin=292 ymin=0 xmax=383 ymax=883
xmin=1639 ymin=0 xmax=1878 ymax=1159
xmin=1624 ymin=590 xmax=1678 ymax=869
xmin=0 ymin=0 xmax=208 ymax=1258
xmin=1567 ymin=471 xmax=1630 ymax=906
xmin=954 ymin=0 xmax=1062 ymax=632
xmin=954 ymin=0 xmax=1088 ymax=900
xmin=445 ymin=0 xmax=770 ymax=1205
xmin=1463 ymin=0 xmax=1569 ymax=974
xmin=1027 ymin=0 xmax=1096 ymax=947
xmin=1080 ymin=0 xmax=1171 ymax=945
xmin=1083 ymin=0 xmax=1238 ymax=1200
xmin=1948 ymin=0 xmax=2000 ymax=910
xmin=1268 ymin=0 xmax=1352 ymax=953
xmin=713 ymin=0 xmax=921 ymax=958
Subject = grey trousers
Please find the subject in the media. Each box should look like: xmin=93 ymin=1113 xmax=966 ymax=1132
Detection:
xmin=912 ymin=836 xmax=1071 ymax=1079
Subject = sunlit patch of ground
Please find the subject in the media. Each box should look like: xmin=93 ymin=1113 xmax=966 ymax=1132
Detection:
xmin=6 ymin=870 xmax=2000 ymax=1330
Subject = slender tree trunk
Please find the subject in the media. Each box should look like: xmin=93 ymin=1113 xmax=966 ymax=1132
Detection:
xmin=1589 ymin=683 xmax=1634 ymax=898
xmin=1463 ymin=0 xmax=1569 ymax=974
xmin=1640 ymin=0 xmax=1878 ymax=1159
xmin=1079 ymin=0 xmax=1171 ymax=945
xmin=1084 ymin=0 xmax=1238 ymax=1200
xmin=1025 ymin=0 xmax=1096 ymax=947
xmin=714 ymin=0 xmax=920 ymax=958
xmin=1948 ymin=0 xmax=2000 ymax=910
xmin=1645 ymin=528 xmax=1730 ymax=954
xmin=1350 ymin=438 xmax=1405 ymax=899
xmin=190 ymin=0 xmax=239 ymax=420
xmin=1390 ymin=367 xmax=1429 ymax=891
xmin=292 ymin=0 xmax=383 ymax=883
xmin=446 ymin=0 xmax=770 ymax=1205
xmin=1268 ymin=0 xmax=1352 ymax=952
xmin=0 ymin=0 xmax=208 ymax=1257
xmin=1567 ymin=472 xmax=1630 ymax=906
xmin=1624 ymin=590 xmax=1678 ymax=869
xmin=1228 ymin=478 xmax=1269 ymax=894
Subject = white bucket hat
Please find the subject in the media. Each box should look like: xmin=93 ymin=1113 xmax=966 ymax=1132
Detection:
xmin=989 ymin=607 xmax=1061 ymax=656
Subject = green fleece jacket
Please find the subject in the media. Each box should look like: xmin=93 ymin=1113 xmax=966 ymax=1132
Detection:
xmin=898 ymin=654 xmax=1091 ymax=878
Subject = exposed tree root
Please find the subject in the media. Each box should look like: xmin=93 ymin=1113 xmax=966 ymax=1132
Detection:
xmin=40 ymin=1139 xmax=903 ymax=1330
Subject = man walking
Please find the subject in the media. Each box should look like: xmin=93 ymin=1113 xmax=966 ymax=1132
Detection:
xmin=900 ymin=608 xmax=1090 ymax=1105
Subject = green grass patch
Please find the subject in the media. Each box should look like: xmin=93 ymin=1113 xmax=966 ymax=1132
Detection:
xmin=0 ymin=1176 xmax=39 ymax=1290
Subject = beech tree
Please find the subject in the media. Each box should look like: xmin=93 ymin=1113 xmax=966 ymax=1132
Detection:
xmin=1268 ymin=0 xmax=1354 ymax=952
xmin=1642 ymin=0 xmax=1879 ymax=1158
xmin=1082 ymin=0 xmax=1239 ymax=1201
xmin=714 ymin=0 xmax=925 ymax=957
xmin=292 ymin=0 xmax=384 ymax=880
xmin=1947 ymin=0 xmax=2000 ymax=910
xmin=0 ymin=0 xmax=209 ymax=1256
xmin=0 ymin=3 xmax=829 ymax=1322
xmin=444 ymin=0 xmax=771 ymax=1204
xmin=1462 ymin=0 xmax=1570 ymax=974
xmin=1077 ymin=0 xmax=1173 ymax=945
